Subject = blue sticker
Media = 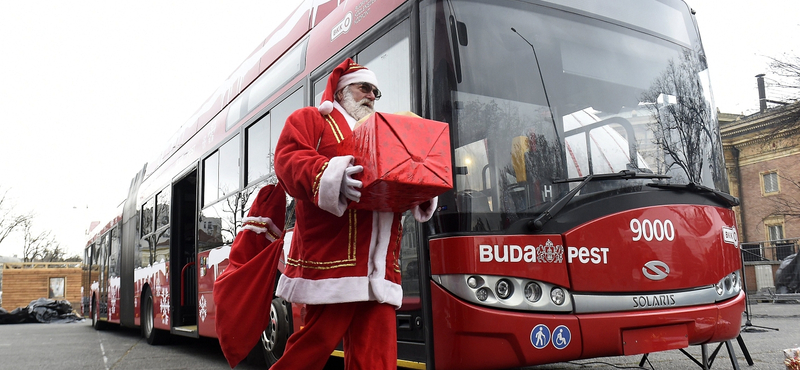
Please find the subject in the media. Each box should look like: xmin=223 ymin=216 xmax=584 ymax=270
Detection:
xmin=552 ymin=325 xmax=571 ymax=350
xmin=530 ymin=324 xmax=551 ymax=349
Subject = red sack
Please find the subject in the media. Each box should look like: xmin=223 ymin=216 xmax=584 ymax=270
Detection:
xmin=214 ymin=183 xmax=286 ymax=368
xmin=340 ymin=112 xmax=452 ymax=212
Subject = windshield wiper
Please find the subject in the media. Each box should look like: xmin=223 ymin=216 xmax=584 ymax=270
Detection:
xmin=529 ymin=170 xmax=670 ymax=231
xmin=552 ymin=170 xmax=672 ymax=184
xmin=647 ymin=182 xmax=740 ymax=207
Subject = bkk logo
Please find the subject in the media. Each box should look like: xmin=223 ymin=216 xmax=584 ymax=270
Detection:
xmin=722 ymin=226 xmax=738 ymax=247
xmin=331 ymin=12 xmax=353 ymax=42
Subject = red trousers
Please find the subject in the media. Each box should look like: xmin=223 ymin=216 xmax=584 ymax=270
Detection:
xmin=271 ymin=300 xmax=397 ymax=370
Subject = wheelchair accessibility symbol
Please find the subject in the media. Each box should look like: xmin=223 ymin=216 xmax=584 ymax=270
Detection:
xmin=530 ymin=324 xmax=551 ymax=349
xmin=552 ymin=325 xmax=571 ymax=350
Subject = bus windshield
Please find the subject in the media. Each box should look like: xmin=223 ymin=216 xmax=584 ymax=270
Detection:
xmin=426 ymin=0 xmax=726 ymax=232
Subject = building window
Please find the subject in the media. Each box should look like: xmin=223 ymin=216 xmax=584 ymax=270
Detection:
xmin=49 ymin=277 xmax=65 ymax=299
xmin=762 ymin=171 xmax=779 ymax=194
xmin=768 ymin=224 xmax=784 ymax=241
xmin=766 ymin=221 xmax=793 ymax=260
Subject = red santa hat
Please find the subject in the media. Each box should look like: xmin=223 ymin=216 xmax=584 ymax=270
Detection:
xmin=318 ymin=58 xmax=379 ymax=115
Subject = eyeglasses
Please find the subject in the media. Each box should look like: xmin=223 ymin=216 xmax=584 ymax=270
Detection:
xmin=353 ymin=82 xmax=381 ymax=100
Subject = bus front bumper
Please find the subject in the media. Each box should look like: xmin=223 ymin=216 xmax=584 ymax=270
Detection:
xmin=430 ymin=284 xmax=745 ymax=370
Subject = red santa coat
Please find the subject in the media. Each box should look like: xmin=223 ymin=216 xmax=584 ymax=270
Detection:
xmin=274 ymin=104 xmax=435 ymax=308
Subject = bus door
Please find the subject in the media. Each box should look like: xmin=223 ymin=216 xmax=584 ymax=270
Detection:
xmin=170 ymin=169 xmax=199 ymax=336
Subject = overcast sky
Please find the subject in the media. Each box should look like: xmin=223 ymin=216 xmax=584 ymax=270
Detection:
xmin=1 ymin=0 xmax=799 ymax=259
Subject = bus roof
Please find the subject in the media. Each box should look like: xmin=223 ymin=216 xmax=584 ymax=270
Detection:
xmin=132 ymin=0 xmax=405 ymax=202
xmin=143 ymin=1 xmax=323 ymax=182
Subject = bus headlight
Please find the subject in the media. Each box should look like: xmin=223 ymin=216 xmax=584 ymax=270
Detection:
xmin=467 ymin=276 xmax=481 ymax=289
xmin=714 ymin=271 xmax=742 ymax=301
xmin=551 ymin=287 xmax=566 ymax=305
xmin=496 ymin=279 xmax=513 ymax=299
xmin=524 ymin=282 xmax=542 ymax=303
xmin=432 ymin=274 xmax=573 ymax=312
xmin=731 ymin=271 xmax=740 ymax=290
xmin=476 ymin=287 xmax=490 ymax=302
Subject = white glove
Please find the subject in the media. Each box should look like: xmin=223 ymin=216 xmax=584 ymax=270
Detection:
xmin=341 ymin=165 xmax=363 ymax=202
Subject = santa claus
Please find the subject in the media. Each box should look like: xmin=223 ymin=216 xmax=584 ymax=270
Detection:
xmin=271 ymin=58 xmax=437 ymax=370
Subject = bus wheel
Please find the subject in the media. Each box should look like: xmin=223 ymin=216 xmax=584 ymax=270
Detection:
xmin=91 ymin=298 xmax=106 ymax=330
xmin=141 ymin=288 xmax=169 ymax=345
xmin=261 ymin=297 xmax=291 ymax=365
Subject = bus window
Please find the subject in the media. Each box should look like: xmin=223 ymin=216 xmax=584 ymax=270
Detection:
xmin=312 ymin=20 xmax=411 ymax=114
xmin=199 ymin=197 xmax=239 ymax=252
xmin=226 ymin=96 xmax=246 ymax=131
xmin=154 ymin=227 xmax=170 ymax=265
xmin=99 ymin=233 xmax=110 ymax=302
xmin=357 ymin=19 xmax=411 ymax=114
xmin=140 ymin=234 xmax=153 ymax=266
xmin=109 ymin=227 xmax=121 ymax=279
xmin=203 ymin=135 xmax=241 ymax=206
xmin=156 ymin=188 xmax=170 ymax=229
xmin=400 ymin=211 xmax=421 ymax=299
xmin=246 ymin=88 xmax=304 ymax=185
xmin=141 ymin=198 xmax=155 ymax=236
xmin=246 ymin=114 xmax=271 ymax=184
xmin=227 ymin=39 xmax=308 ymax=132
xmin=245 ymin=40 xmax=307 ymax=123
xmin=313 ymin=74 xmax=329 ymax=110
xmin=218 ymin=135 xmax=240 ymax=198
xmin=203 ymin=153 xmax=219 ymax=207
xmin=270 ymin=89 xmax=304 ymax=162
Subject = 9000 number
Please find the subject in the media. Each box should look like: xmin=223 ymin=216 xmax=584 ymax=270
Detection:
xmin=630 ymin=218 xmax=674 ymax=242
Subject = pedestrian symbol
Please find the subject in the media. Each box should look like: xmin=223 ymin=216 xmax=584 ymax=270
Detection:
xmin=552 ymin=325 xmax=571 ymax=350
xmin=530 ymin=324 xmax=551 ymax=349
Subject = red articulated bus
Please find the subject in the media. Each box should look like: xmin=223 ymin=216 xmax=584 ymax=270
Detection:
xmin=83 ymin=0 xmax=745 ymax=369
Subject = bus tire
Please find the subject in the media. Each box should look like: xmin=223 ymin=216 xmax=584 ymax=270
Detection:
xmin=261 ymin=297 xmax=291 ymax=365
xmin=141 ymin=288 xmax=169 ymax=345
xmin=91 ymin=297 xmax=106 ymax=330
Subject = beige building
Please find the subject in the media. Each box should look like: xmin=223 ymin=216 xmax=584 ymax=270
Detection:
xmin=720 ymin=101 xmax=800 ymax=292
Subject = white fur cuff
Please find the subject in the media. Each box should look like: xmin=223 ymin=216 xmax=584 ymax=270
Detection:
xmin=242 ymin=216 xmax=283 ymax=242
xmin=412 ymin=197 xmax=438 ymax=222
xmin=318 ymin=155 xmax=353 ymax=217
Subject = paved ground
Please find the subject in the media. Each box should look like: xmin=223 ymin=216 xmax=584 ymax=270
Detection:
xmin=0 ymin=299 xmax=796 ymax=369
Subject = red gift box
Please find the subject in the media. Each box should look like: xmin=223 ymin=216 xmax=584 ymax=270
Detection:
xmin=339 ymin=112 xmax=452 ymax=212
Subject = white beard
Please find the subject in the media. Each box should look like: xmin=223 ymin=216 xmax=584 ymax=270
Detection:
xmin=339 ymin=88 xmax=375 ymax=121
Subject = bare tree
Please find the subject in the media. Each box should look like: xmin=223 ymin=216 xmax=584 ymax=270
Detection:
xmin=40 ymin=244 xmax=67 ymax=262
xmin=21 ymin=220 xmax=60 ymax=262
xmin=220 ymin=186 xmax=260 ymax=243
xmin=0 ymin=188 xmax=33 ymax=248
xmin=766 ymin=174 xmax=800 ymax=220
xmin=767 ymin=53 xmax=800 ymax=101
xmin=63 ymin=254 xmax=83 ymax=263
xmin=642 ymin=49 xmax=723 ymax=186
